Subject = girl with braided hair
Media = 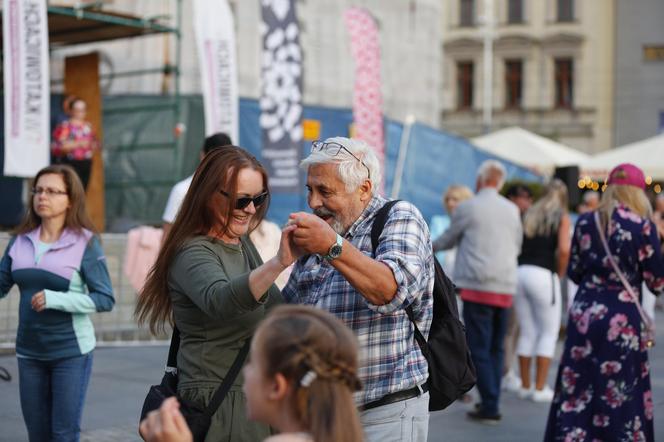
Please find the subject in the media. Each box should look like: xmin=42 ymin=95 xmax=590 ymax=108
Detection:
xmin=140 ymin=305 xmax=363 ymax=442
xmin=242 ymin=304 xmax=363 ymax=442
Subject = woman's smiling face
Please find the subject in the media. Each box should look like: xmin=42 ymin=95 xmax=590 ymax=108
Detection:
xmin=218 ymin=167 xmax=265 ymax=243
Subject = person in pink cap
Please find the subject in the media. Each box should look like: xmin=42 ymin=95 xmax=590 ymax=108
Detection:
xmin=544 ymin=163 xmax=664 ymax=442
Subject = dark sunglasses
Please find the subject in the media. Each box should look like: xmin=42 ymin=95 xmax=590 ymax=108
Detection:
xmin=219 ymin=190 xmax=269 ymax=209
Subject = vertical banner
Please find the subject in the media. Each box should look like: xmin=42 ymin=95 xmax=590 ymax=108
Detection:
xmin=344 ymin=7 xmax=385 ymax=170
xmin=260 ymin=0 xmax=303 ymax=192
xmin=3 ymin=0 xmax=49 ymax=177
xmin=193 ymin=0 xmax=238 ymax=142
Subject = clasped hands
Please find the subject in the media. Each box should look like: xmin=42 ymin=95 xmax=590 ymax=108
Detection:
xmin=277 ymin=212 xmax=338 ymax=267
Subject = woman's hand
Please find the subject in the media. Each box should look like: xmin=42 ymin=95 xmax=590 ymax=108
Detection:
xmin=276 ymin=223 xmax=303 ymax=268
xmin=31 ymin=291 xmax=46 ymax=312
xmin=139 ymin=397 xmax=193 ymax=442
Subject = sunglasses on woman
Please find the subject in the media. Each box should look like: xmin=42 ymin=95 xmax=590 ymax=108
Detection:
xmin=219 ymin=190 xmax=269 ymax=210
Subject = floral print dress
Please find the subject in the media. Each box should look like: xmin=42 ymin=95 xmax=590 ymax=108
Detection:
xmin=544 ymin=205 xmax=664 ymax=442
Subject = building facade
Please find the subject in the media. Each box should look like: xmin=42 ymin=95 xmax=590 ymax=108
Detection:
xmin=441 ymin=0 xmax=615 ymax=153
xmin=613 ymin=0 xmax=664 ymax=146
xmin=50 ymin=0 xmax=445 ymax=128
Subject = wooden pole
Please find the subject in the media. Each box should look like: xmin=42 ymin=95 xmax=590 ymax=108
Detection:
xmin=64 ymin=52 xmax=105 ymax=231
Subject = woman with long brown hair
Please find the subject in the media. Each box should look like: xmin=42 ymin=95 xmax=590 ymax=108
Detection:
xmin=135 ymin=147 xmax=298 ymax=442
xmin=0 ymin=164 xmax=114 ymax=441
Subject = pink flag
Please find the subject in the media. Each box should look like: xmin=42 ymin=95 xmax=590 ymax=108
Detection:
xmin=344 ymin=7 xmax=384 ymax=171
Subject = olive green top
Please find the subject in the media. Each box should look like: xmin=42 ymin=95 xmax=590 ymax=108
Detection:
xmin=168 ymin=235 xmax=282 ymax=390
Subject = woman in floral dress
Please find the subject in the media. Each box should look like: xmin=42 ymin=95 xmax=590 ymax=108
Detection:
xmin=544 ymin=164 xmax=664 ymax=442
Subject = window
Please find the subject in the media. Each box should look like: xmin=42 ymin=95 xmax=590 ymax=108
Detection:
xmin=457 ymin=61 xmax=474 ymax=109
xmin=557 ymin=0 xmax=574 ymax=22
xmin=505 ymin=60 xmax=523 ymax=108
xmin=460 ymin=0 xmax=474 ymax=26
xmin=554 ymin=58 xmax=573 ymax=108
xmin=508 ymin=0 xmax=523 ymax=23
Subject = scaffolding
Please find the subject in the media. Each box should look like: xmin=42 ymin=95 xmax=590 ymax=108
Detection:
xmin=1 ymin=1 xmax=186 ymax=227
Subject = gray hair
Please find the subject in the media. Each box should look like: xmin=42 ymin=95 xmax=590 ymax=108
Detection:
xmin=300 ymin=137 xmax=382 ymax=193
xmin=476 ymin=159 xmax=507 ymax=189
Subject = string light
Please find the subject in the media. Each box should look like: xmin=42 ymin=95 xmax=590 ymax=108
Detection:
xmin=654 ymin=184 xmax=662 ymax=194
xmin=577 ymin=179 xmax=586 ymax=189
xmin=645 ymin=176 xmax=653 ymax=185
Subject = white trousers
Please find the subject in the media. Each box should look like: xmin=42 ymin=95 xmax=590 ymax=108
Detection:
xmin=515 ymin=265 xmax=561 ymax=358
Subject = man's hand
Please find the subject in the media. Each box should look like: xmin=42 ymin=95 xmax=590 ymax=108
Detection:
xmin=288 ymin=212 xmax=338 ymax=256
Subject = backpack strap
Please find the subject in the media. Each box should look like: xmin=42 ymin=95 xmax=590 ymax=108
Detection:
xmin=370 ymin=199 xmax=429 ymax=357
xmin=370 ymin=200 xmax=401 ymax=254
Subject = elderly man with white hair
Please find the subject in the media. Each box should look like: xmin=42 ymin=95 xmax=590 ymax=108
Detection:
xmin=283 ymin=137 xmax=434 ymax=442
xmin=433 ymin=160 xmax=522 ymax=424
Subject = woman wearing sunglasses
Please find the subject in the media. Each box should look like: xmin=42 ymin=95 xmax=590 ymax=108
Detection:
xmin=136 ymin=147 xmax=300 ymax=442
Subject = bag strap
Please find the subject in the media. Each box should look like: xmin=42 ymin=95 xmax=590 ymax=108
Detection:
xmin=370 ymin=200 xmax=429 ymax=356
xmin=593 ymin=212 xmax=653 ymax=330
xmin=204 ymin=339 xmax=251 ymax=417
xmin=165 ymin=327 xmax=180 ymax=372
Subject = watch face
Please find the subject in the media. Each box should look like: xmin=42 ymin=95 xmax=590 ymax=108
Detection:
xmin=329 ymin=244 xmax=343 ymax=259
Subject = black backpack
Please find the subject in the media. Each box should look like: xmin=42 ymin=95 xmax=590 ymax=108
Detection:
xmin=371 ymin=200 xmax=476 ymax=411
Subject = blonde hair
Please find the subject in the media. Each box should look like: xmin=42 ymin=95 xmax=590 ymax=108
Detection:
xmin=443 ymin=185 xmax=473 ymax=213
xmin=597 ymin=184 xmax=652 ymax=230
xmin=523 ymin=179 xmax=568 ymax=238
xmin=254 ymin=305 xmax=363 ymax=442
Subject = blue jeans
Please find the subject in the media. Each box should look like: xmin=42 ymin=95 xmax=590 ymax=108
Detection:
xmin=463 ymin=301 xmax=508 ymax=416
xmin=360 ymin=391 xmax=429 ymax=442
xmin=18 ymin=352 xmax=94 ymax=442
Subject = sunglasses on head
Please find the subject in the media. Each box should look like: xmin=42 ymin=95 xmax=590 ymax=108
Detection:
xmin=218 ymin=190 xmax=269 ymax=210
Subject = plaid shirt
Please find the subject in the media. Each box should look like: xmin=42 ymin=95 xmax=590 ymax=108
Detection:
xmin=282 ymin=196 xmax=434 ymax=406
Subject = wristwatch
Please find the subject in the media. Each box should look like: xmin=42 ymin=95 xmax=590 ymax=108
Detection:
xmin=323 ymin=234 xmax=343 ymax=261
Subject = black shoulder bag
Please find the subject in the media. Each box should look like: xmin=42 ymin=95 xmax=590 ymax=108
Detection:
xmin=371 ymin=200 xmax=476 ymax=411
xmin=139 ymin=329 xmax=250 ymax=442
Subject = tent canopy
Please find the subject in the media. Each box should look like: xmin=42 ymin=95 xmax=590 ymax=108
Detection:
xmin=472 ymin=126 xmax=590 ymax=175
xmin=581 ymin=133 xmax=664 ymax=180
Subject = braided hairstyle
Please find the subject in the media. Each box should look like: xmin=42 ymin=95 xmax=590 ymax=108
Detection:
xmin=253 ymin=305 xmax=363 ymax=442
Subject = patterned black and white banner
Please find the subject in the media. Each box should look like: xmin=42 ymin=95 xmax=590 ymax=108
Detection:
xmin=260 ymin=0 xmax=302 ymax=192
xmin=3 ymin=0 xmax=49 ymax=177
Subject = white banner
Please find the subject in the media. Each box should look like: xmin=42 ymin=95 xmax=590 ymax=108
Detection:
xmin=193 ymin=0 xmax=238 ymax=143
xmin=3 ymin=0 xmax=49 ymax=177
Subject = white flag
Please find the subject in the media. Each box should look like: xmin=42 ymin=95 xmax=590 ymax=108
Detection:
xmin=3 ymin=0 xmax=50 ymax=177
xmin=193 ymin=0 xmax=238 ymax=143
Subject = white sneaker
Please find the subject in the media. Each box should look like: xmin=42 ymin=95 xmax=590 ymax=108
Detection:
xmin=531 ymin=386 xmax=554 ymax=402
xmin=501 ymin=371 xmax=521 ymax=392
xmin=517 ymin=386 xmax=533 ymax=400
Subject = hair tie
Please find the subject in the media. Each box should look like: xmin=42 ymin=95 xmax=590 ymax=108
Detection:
xmin=300 ymin=370 xmax=318 ymax=387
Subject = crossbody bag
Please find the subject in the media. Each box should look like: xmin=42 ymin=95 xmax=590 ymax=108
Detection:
xmin=594 ymin=211 xmax=655 ymax=348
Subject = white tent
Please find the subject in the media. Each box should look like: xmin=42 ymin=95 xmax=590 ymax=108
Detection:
xmin=581 ymin=133 xmax=664 ymax=180
xmin=472 ymin=127 xmax=591 ymax=176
